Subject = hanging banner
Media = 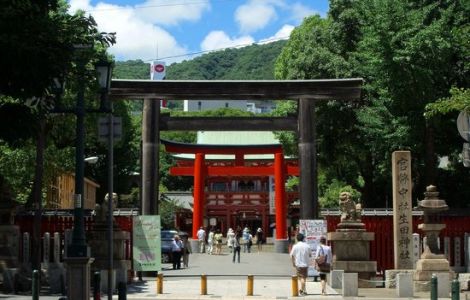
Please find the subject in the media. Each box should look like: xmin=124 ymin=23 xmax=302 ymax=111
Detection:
xmin=133 ymin=215 xmax=161 ymax=271
xmin=269 ymin=176 xmax=275 ymax=214
xmin=298 ymin=219 xmax=327 ymax=276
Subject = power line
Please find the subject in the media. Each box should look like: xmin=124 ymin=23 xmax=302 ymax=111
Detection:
xmin=144 ymin=35 xmax=290 ymax=62
xmin=85 ymin=0 xmax=238 ymax=13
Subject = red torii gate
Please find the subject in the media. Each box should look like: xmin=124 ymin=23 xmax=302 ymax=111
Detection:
xmin=162 ymin=139 xmax=299 ymax=239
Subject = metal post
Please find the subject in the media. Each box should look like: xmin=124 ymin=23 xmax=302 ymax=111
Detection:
xmin=68 ymin=57 xmax=87 ymax=257
xmin=201 ymin=274 xmax=207 ymax=295
xmin=157 ymin=273 xmax=163 ymax=294
xmin=247 ymin=275 xmax=253 ymax=296
xmin=430 ymin=274 xmax=438 ymax=300
xmin=451 ymin=278 xmax=460 ymax=300
xmin=118 ymin=282 xmax=126 ymax=300
xmin=93 ymin=271 xmax=101 ymax=300
xmin=107 ymin=100 xmax=114 ymax=300
xmin=291 ymin=275 xmax=299 ymax=296
xmin=32 ymin=270 xmax=39 ymax=300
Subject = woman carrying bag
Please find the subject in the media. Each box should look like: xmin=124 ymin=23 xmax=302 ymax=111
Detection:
xmin=314 ymin=236 xmax=332 ymax=295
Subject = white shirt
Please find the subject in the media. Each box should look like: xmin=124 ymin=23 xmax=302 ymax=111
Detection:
xmin=314 ymin=244 xmax=332 ymax=264
xmin=197 ymin=229 xmax=206 ymax=240
xmin=290 ymin=241 xmax=311 ymax=268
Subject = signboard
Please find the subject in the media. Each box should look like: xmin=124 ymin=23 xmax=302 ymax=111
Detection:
xmin=150 ymin=61 xmax=166 ymax=80
xmin=298 ymin=219 xmax=327 ymax=276
xmin=133 ymin=215 xmax=161 ymax=271
xmin=268 ymin=176 xmax=275 ymax=214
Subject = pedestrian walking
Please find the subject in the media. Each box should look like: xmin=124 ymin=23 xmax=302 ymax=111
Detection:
xmin=232 ymin=229 xmax=241 ymax=263
xmin=246 ymin=231 xmax=253 ymax=253
xmin=227 ymin=228 xmax=235 ymax=253
xmin=242 ymin=227 xmax=250 ymax=253
xmin=314 ymin=236 xmax=332 ymax=295
xmin=171 ymin=235 xmax=184 ymax=270
xmin=197 ymin=226 xmax=206 ymax=253
xmin=181 ymin=234 xmax=192 ymax=268
xmin=214 ymin=229 xmax=223 ymax=255
xmin=256 ymin=227 xmax=264 ymax=253
xmin=207 ymin=228 xmax=214 ymax=255
xmin=289 ymin=233 xmax=311 ymax=295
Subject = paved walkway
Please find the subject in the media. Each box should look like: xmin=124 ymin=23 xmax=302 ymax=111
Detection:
xmin=2 ymin=249 xmax=468 ymax=299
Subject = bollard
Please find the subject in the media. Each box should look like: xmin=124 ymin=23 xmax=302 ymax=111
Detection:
xmin=157 ymin=273 xmax=163 ymax=294
xmin=93 ymin=271 xmax=101 ymax=300
xmin=431 ymin=274 xmax=438 ymax=300
xmin=118 ymin=282 xmax=127 ymax=300
xmin=451 ymin=279 xmax=460 ymax=300
xmin=32 ymin=270 xmax=39 ymax=300
xmin=201 ymin=274 xmax=207 ymax=295
xmin=247 ymin=275 xmax=254 ymax=296
xmin=291 ymin=275 xmax=298 ymax=297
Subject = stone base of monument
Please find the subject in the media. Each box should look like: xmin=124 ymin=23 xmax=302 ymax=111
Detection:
xmin=328 ymin=230 xmax=377 ymax=288
xmin=413 ymin=256 xmax=452 ymax=292
xmin=274 ymin=239 xmax=289 ymax=253
xmin=44 ymin=262 xmax=65 ymax=294
xmin=384 ymin=269 xmax=414 ymax=288
xmin=88 ymin=229 xmax=131 ymax=293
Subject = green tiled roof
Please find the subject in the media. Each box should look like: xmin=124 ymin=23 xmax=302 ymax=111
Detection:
xmin=173 ymin=131 xmax=282 ymax=160
xmin=198 ymin=131 xmax=279 ymax=145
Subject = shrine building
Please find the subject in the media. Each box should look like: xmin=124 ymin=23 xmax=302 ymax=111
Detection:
xmin=162 ymin=131 xmax=299 ymax=239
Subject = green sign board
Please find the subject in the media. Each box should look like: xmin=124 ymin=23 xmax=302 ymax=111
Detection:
xmin=133 ymin=215 xmax=161 ymax=271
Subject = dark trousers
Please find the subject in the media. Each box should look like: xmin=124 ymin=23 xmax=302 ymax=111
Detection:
xmin=232 ymin=246 xmax=240 ymax=263
xmin=172 ymin=251 xmax=182 ymax=269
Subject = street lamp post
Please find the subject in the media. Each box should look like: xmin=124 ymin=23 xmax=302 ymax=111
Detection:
xmin=96 ymin=60 xmax=114 ymax=299
xmin=65 ymin=57 xmax=113 ymax=300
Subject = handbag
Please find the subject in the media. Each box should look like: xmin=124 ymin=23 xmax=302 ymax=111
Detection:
xmin=314 ymin=246 xmax=331 ymax=273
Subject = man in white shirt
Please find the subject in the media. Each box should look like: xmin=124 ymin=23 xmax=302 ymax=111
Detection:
xmin=289 ymin=233 xmax=311 ymax=295
xmin=197 ymin=227 xmax=206 ymax=253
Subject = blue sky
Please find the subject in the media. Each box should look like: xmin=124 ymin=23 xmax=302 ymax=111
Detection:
xmin=69 ymin=0 xmax=329 ymax=63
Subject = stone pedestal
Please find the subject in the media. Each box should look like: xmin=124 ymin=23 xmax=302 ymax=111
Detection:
xmin=64 ymin=256 xmax=94 ymax=300
xmin=413 ymin=252 xmax=452 ymax=292
xmin=328 ymin=230 xmax=377 ymax=288
xmin=274 ymin=239 xmax=289 ymax=253
xmin=88 ymin=229 xmax=130 ymax=292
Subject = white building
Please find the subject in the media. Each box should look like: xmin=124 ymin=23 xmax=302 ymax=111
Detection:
xmin=183 ymin=99 xmax=276 ymax=113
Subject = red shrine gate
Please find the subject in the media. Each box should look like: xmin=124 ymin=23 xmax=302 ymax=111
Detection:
xmin=162 ymin=140 xmax=299 ymax=239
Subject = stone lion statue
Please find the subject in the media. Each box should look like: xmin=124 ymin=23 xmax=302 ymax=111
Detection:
xmin=339 ymin=191 xmax=362 ymax=222
xmin=95 ymin=192 xmax=117 ymax=223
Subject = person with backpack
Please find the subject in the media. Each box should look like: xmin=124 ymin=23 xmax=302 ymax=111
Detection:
xmin=314 ymin=236 xmax=332 ymax=295
xmin=289 ymin=233 xmax=311 ymax=295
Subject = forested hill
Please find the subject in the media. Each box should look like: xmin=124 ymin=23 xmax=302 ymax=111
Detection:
xmin=113 ymin=40 xmax=286 ymax=80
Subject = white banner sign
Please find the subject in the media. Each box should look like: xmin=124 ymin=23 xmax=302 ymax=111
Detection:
xmin=299 ymin=219 xmax=327 ymax=276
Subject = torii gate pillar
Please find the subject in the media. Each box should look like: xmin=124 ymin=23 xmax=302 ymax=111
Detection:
xmin=298 ymin=99 xmax=318 ymax=219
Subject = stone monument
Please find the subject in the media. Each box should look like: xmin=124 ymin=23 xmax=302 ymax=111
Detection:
xmin=328 ymin=192 xmax=377 ymax=287
xmin=0 ymin=196 xmax=20 ymax=293
xmin=88 ymin=193 xmax=130 ymax=292
xmin=413 ymin=185 xmax=452 ymax=292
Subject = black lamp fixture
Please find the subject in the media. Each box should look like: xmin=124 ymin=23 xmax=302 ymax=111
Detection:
xmin=95 ymin=60 xmax=113 ymax=93
xmin=95 ymin=60 xmax=113 ymax=111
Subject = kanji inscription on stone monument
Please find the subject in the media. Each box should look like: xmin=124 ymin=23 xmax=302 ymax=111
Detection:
xmin=392 ymin=151 xmax=413 ymax=269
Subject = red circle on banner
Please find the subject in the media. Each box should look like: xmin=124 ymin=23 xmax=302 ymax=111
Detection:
xmin=154 ymin=64 xmax=165 ymax=73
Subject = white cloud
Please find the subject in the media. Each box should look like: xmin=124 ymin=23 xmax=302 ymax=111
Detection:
xmin=258 ymin=24 xmax=294 ymax=44
xmin=135 ymin=0 xmax=210 ymax=26
xmin=235 ymin=0 xmax=279 ymax=33
xmin=68 ymin=0 xmax=196 ymax=62
xmin=290 ymin=2 xmax=323 ymax=22
xmin=200 ymin=31 xmax=255 ymax=52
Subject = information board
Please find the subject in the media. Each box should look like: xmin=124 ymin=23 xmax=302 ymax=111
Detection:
xmin=133 ymin=215 xmax=161 ymax=271
xmin=298 ymin=219 xmax=327 ymax=276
